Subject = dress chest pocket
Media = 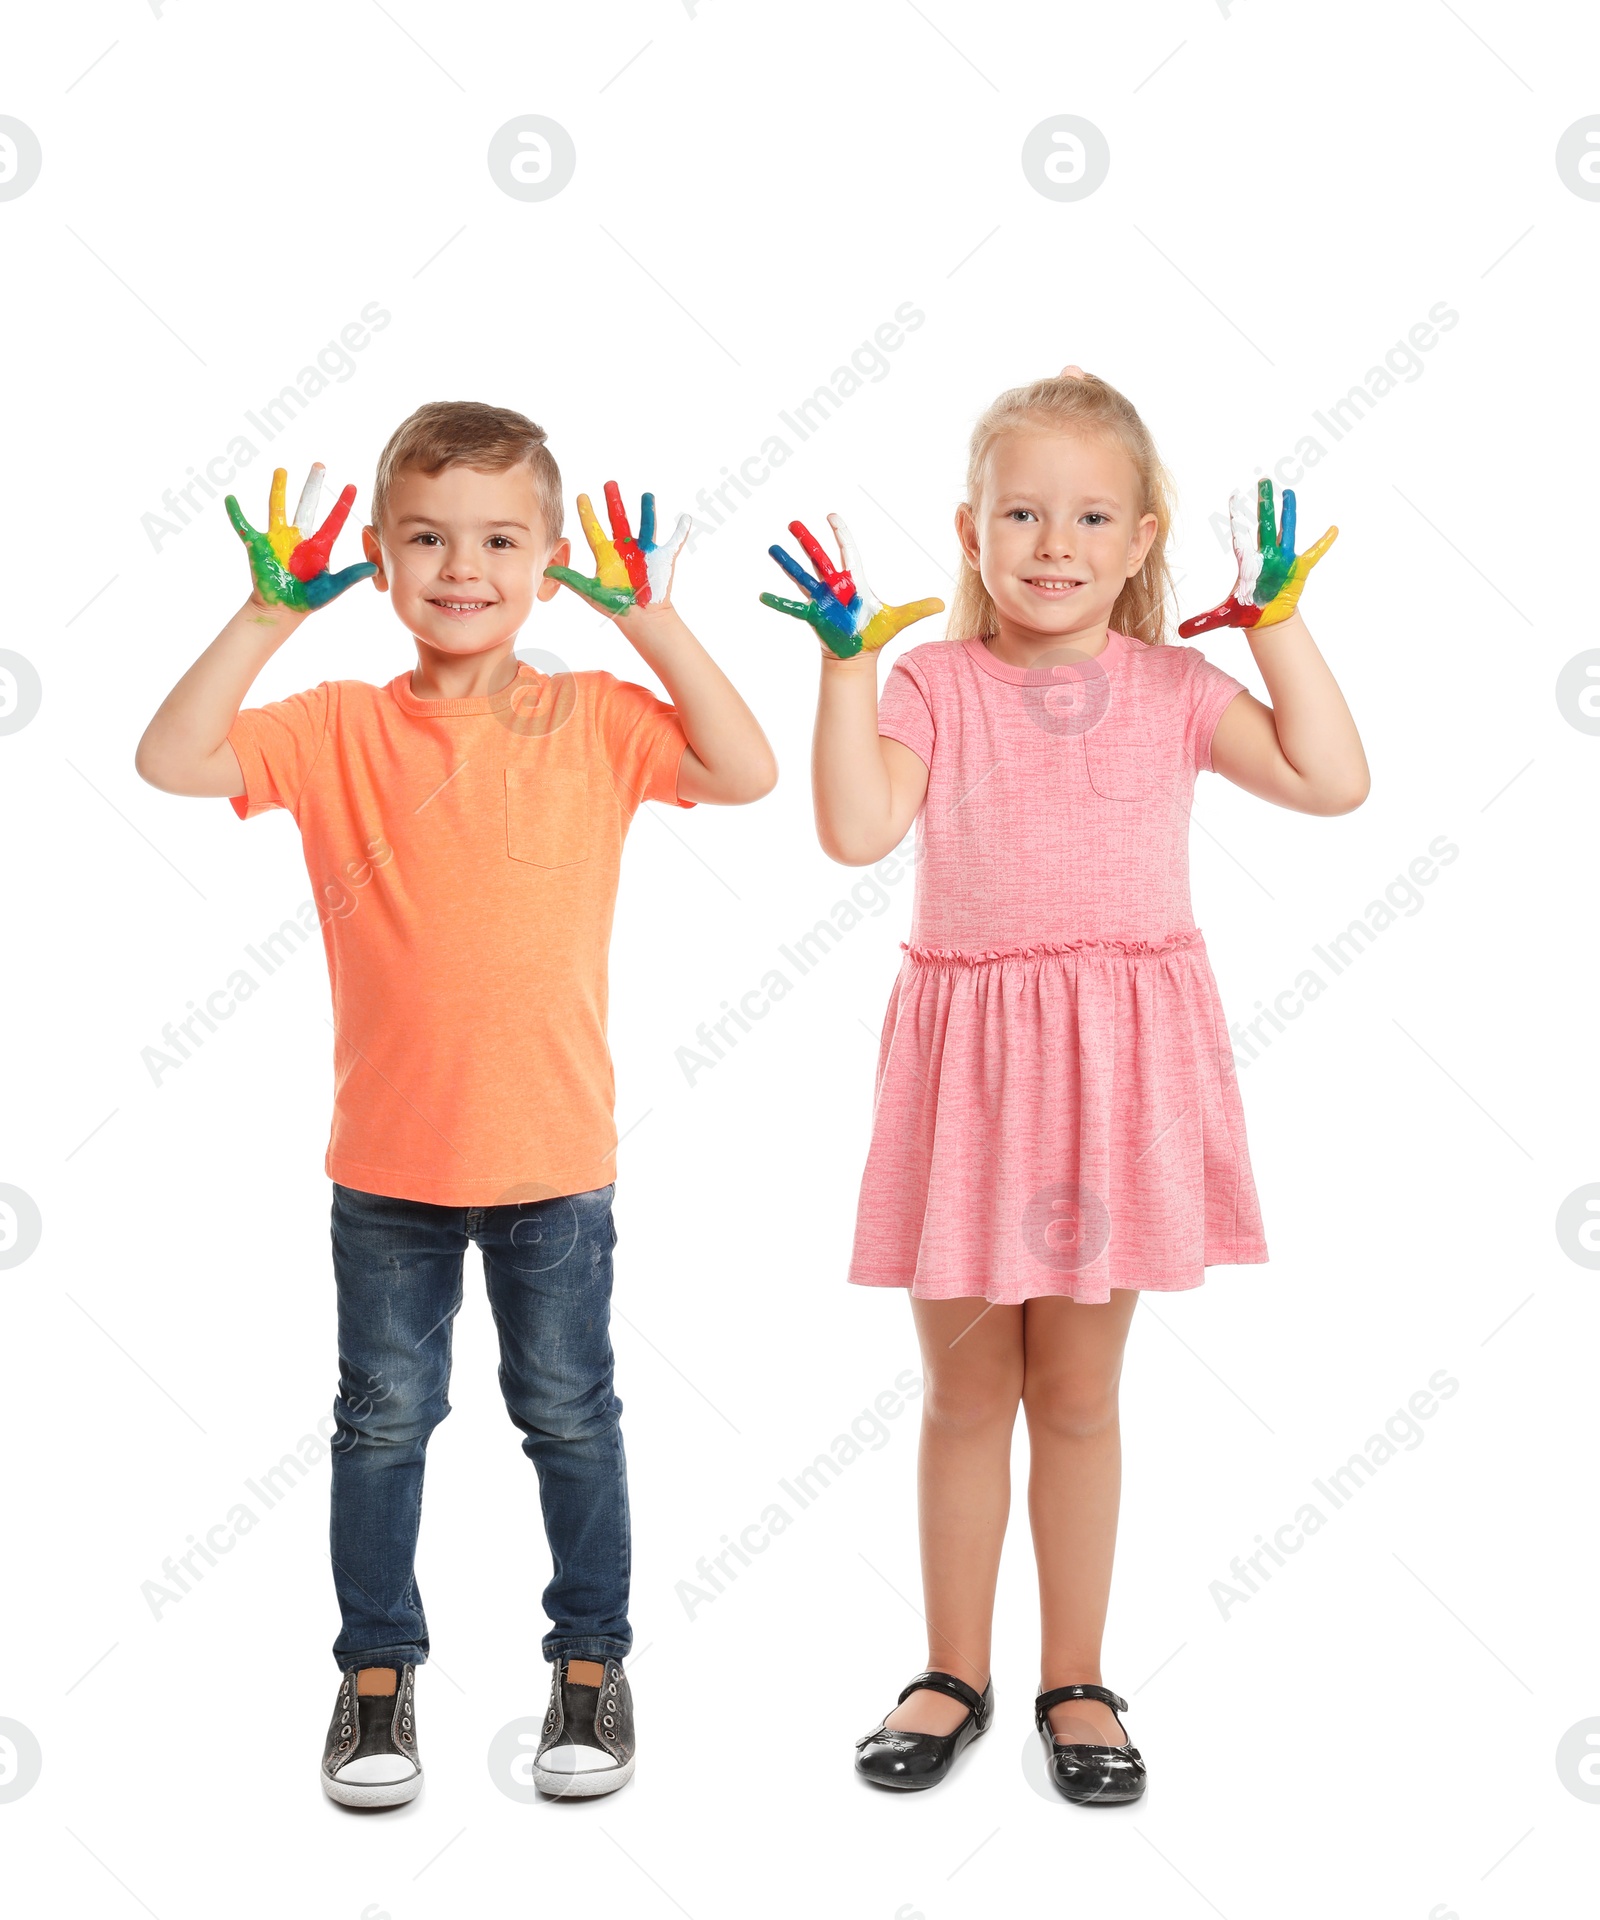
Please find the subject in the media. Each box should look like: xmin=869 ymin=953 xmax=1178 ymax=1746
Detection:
xmin=505 ymin=766 xmax=592 ymax=868
xmin=1080 ymin=728 xmax=1166 ymax=803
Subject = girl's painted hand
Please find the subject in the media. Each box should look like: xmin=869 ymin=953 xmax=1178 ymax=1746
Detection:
xmin=543 ymin=482 xmax=692 ymax=616
xmin=761 ymin=514 xmax=944 ymax=659
xmin=1179 ymin=479 xmax=1338 ymax=637
xmin=226 ymin=465 xmax=376 ymax=612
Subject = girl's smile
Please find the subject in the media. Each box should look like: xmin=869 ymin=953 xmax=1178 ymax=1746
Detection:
xmin=957 ymin=427 xmax=1158 ymax=665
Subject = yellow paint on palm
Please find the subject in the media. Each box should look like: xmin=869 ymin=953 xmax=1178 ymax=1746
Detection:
xmin=860 ymin=597 xmax=948 ymax=653
xmin=1255 ymin=527 xmax=1339 ymax=626
xmin=760 ymin=511 xmax=945 ymax=658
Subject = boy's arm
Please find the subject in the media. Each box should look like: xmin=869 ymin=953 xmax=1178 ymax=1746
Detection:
xmin=542 ymin=484 xmax=775 ymax=805
xmin=136 ymin=463 xmax=373 ymax=797
xmin=614 ymin=601 xmax=778 ymax=805
xmin=135 ymin=600 xmax=306 ymax=797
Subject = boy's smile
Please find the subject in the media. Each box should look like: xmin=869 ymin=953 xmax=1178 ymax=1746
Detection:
xmin=362 ymin=463 xmax=571 ymax=667
xmin=430 ymin=594 xmax=495 ymax=621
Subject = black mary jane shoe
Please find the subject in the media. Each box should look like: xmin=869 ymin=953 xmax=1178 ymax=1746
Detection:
xmin=854 ymin=1670 xmax=994 ymax=1791
xmin=1034 ymin=1682 xmax=1147 ymax=1805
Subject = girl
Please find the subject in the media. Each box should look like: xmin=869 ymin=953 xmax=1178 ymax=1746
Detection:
xmin=761 ymin=368 xmax=1368 ymax=1802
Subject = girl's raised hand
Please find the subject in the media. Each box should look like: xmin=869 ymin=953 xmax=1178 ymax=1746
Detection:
xmin=760 ymin=514 xmax=944 ymax=659
xmin=226 ymin=464 xmax=376 ymax=612
xmin=1179 ymin=478 xmax=1338 ymax=637
xmin=543 ymin=482 xmax=692 ymax=616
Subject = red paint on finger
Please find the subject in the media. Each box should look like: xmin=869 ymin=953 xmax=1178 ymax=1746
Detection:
xmin=603 ymin=481 xmax=634 ymax=544
xmin=788 ymin=519 xmax=855 ymax=604
xmin=290 ymin=483 xmax=358 ymax=580
xmin=1177 ymin=595 xmax=1262 ymax=639
xmin=605 ymin=480 xmax=650 ymax=594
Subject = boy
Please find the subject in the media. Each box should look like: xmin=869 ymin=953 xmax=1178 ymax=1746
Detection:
xmin=135 ymin=402 xmax=776 ymax=1806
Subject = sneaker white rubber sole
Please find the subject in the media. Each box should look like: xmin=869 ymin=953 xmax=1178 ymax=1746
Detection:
xmin=533 ymin=1753 xmax=635 ymax=1799
xmin=322 ymin=1767 xmax=424 ymax=1809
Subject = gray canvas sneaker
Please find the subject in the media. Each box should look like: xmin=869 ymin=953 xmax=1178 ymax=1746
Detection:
xmin=321 ymin=1664 xmax=423 ymax=1808
xmin=532 ymin=1656 xmax=634 ymax=1797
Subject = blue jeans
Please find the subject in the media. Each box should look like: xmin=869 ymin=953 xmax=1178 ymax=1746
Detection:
xmin=327 ymin=1181 xmax=630 ymax=1670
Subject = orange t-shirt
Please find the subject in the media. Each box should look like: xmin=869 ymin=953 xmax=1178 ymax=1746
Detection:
xmin=228 ymin=661 xmax=693 ymax=1205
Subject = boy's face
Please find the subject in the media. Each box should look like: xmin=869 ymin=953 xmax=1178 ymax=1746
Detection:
xmin=362 ymin=463 xmax=570 ymax=658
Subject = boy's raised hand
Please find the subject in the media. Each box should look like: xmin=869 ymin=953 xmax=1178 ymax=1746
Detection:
xmin=226 ymin=464 xmax=377 ymax=612
xmin=761 ymin=514 xmax=944 ymax=659
xmin=544 ymin=482 xmax=692 ymax=615
xmin=1179 ymin=478 xmax=1338 ymax=637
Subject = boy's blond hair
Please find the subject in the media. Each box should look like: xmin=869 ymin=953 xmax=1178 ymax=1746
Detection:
xmin=371 ymin=400 xmax=564 ymax=542
xmin=948 ymin=372 xmax=1176 ymax=647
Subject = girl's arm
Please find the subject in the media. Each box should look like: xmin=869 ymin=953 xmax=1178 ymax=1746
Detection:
xmin=619 ymin=603 xmax=778 ymax=805
xmin=1209 ymin=609 xmax=1369 ymax=815
xmin=754 ymin=513 xmax=942 ymax=862
xmin=812 ymin=652 xmax=929 ymax=865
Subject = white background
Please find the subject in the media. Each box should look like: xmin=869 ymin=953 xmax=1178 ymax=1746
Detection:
xmin=2 ymin=3 xmax=1594 ymax=1916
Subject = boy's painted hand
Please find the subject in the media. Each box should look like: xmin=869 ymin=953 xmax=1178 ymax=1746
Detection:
xmin=761 ymin=514 xmax=944 ymax=659
xmin=543 ymin=482 xmax=692 ymax=615
xmin=1179 ymin=478 xmax=1337 ymax=637
xmin=226 ymin=464 xmax=377 ymax=612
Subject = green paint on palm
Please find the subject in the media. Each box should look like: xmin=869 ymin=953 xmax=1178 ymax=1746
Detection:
xmin=1253 ymin=480 xmax=1295 ymax=604
xmin=543 ymin=565 xmax=638 ymax=615
xmin=757 ymin=590 xmax=864 ymax=657
xmin=227 ymin=494 xmax=311 ymax=610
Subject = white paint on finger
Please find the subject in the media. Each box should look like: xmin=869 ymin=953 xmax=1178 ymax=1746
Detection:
xmin=646 ymin=512 xmax=693 ymax=599
xmin=1229 ymin=488 xmax=1262 ymax=601
xmin=828 ymin=513 xmax=881 ymax=621
xmin=293 ymin=463 xmax=326 ymax=534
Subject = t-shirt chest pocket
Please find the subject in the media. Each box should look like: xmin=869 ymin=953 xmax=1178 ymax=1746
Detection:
xmin=1080 ymin=723 xmax=1166 ymax=802
xmin=505 ymin=766 xmax=592 ymax=868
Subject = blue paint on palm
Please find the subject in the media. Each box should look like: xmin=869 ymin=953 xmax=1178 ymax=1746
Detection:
xmin=304 ymin=563 xmax=377 ymax=609
xmin=760 ymin=510 xmax=945 ymax=659
xmin=767 ymin=543 xmax=859 ymax=645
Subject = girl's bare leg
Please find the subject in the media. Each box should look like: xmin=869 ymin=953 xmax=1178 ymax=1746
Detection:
xmin=884 ymin=1297 xmax=1025 ymax=1736
xmin=1022 ymin=1289 xmax=1140 ymax=1746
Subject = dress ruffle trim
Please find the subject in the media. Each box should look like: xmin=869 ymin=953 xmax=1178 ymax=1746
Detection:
xmin=902 ymin=927 xmax=1204 ymax=967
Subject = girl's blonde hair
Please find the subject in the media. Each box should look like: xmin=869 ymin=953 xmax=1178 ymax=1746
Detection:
xmin=947 ymin=372 xmax=1176 ymax=647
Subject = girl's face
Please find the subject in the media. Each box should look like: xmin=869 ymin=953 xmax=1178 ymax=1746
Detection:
xmin=957 ymin=428 xmax=1157 ymax=643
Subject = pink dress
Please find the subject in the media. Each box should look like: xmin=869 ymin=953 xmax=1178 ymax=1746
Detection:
xmin=847 ymin=631 xmax=1269 ymax=1306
